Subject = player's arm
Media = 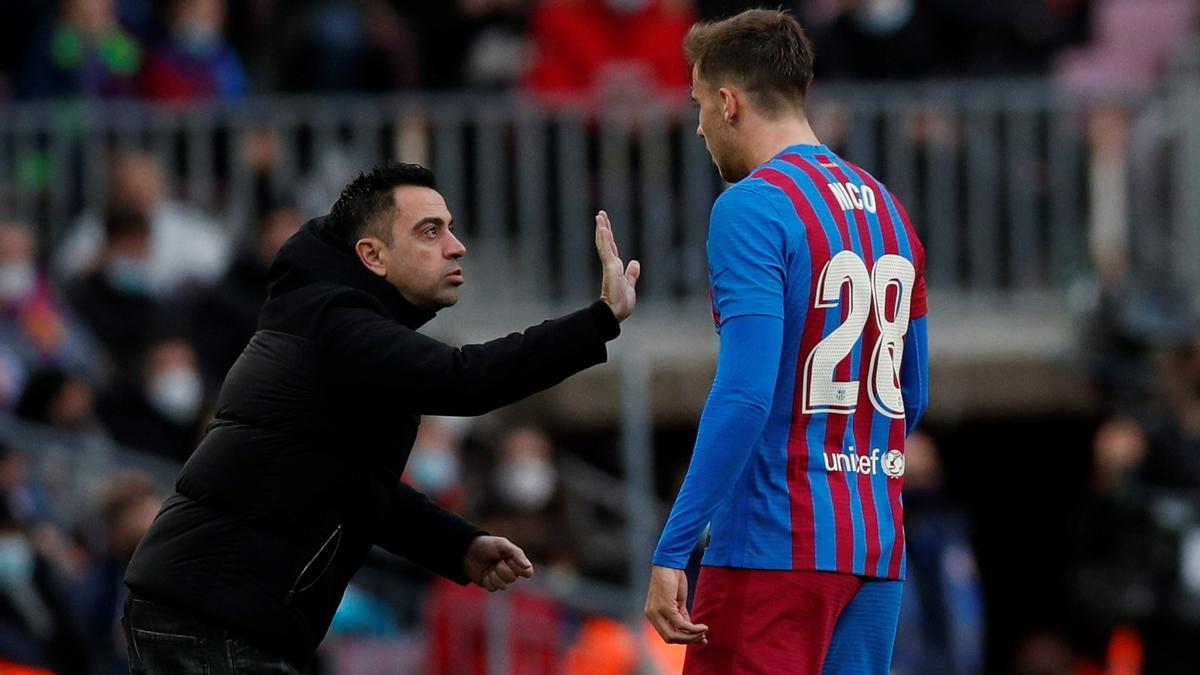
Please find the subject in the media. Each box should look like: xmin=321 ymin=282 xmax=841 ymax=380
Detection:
xmin=645 ymin=187 xmax=789 ymax=644
xmin=652 ymin=314 xmax=783 ymax=567
xmin=901 ymin=315 xmax=928 ymax=435
xmin=901 ymin=222 xmax=929 ymax=435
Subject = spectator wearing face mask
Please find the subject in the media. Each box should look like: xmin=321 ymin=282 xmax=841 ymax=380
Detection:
xmin=0 ymin=221 xmax=101 ymax=384
xmin=0 ymin=492 xmax=88 ymax=675
xmin=480 ymin=426 xmax=576 ymax=569
xmin=63 ymin=209 xmax=177 ymax=374
xmin=96 ymin=336 xmax=207 ymax=462
xmin=404 ymin=417 xmax=470 ymax=512
xmin=54 ymin=150 xmax=231 ymax=298
xmin=141 ymin=0 xmax=248 ymax=101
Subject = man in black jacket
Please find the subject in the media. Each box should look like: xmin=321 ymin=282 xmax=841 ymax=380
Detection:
xmin=121 ymin=163 xmax=640 ymax=674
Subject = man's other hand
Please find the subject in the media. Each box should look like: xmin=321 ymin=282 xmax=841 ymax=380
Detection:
xmin=463 ymin=535 xmax=533 ymax=592
xmin=595 ymin=210 xmax=640 ymax=322
xmin=644 ymin=565 xmax=708 ymax=645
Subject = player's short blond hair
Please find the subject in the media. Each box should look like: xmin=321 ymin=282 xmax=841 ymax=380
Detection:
xmin=684 ymin=9 xmax=815 ymax=117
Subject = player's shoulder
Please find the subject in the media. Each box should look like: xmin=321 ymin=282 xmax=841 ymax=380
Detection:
xmin=711 ymin=180 xmax=780 ymax=221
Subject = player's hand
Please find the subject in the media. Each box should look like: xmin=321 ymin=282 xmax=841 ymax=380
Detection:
xmin=463 ymin=535 xmax=534 ymax=592
xmin=644 ymin=565 xmax=708 ymax=645
xmin=595 ymin=210 xmax=640 ymax=322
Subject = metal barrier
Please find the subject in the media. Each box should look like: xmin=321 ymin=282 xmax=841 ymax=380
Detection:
xmin=2 ymin=81 xmax=1196 ymax=311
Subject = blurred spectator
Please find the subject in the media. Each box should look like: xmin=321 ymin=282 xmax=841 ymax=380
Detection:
xmin=1065 ymin=417 xmax=1176 ymax=667
xmin=0 ymin=444 xmax=52 ymax=535
xmin=278 ymin=0 xmax=419 ymax=93
xmin=63 ymin=209 xmax=174 ymax=373
xmin=189 ymin=197 xmax=301 ymax=388
xmin=813 ymin=0 xmax=951 ymax=80
xmin=77 ymin=471 xmax=161 ymax=675
xmin=0 ymin=221 xmax=101 ymax=383
xmin=523 ymin=0 xmax=695 ymax=106
xmin=892 ymin=431 xmax=985 ymax=675
xmin=480 ymin=426 xmax=576 ymax=569
xmin=0 ymin=492 xmax=88 ymax=675
xmin=16 ymin=0 xmax=143 ymax=100
xmin=404 ymin=417 xmax=470 ymax=512
xmin=0 ymin=0 xmax=44 ymax=99
xmin=13 ymin=368 xmax=102 ymax=436
xmin=96 ymin=336 xmax=206 ymax=461
xmin=55 ymin=150 xmax=231 ymax=298
xmin=140 ymin=0 xmax=249 ymax=101
xmin=400 ymin=0 xmax=531 ymax=90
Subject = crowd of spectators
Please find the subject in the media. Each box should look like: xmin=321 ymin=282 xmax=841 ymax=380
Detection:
xmin=0 ymin=0 xmax=1107 ymax=106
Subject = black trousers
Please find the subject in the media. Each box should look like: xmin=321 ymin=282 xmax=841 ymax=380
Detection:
xmin=123 ymin=594 xmax=305 ymax=675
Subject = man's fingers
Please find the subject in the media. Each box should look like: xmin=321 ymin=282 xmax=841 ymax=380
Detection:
xmin=499 ymin=542 xmax=534 ymax=574
xmin=625 ymin=259 xmax=641 ymax=286
xmin=646 ymin=610 xmax=707 ymax=644
xmin=487 ymin=569 xmax=508 ymax=591
xmin=494 ymin=560 xmax=519 ymax=584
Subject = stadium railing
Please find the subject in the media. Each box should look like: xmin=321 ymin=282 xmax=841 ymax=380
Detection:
xmin=2 ymin=80 xmax=1197 ymax=315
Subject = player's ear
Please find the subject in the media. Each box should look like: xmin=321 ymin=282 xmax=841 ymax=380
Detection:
xmin=718 ymin=87 xmax=737 ymax=123
xmin=355 ymin=237 xmax=388 ymax=278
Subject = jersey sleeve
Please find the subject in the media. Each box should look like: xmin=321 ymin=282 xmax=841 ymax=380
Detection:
xmin=653 ymin=313 xmax=783 ymax=568
xmin=707 ymin=187 xmax=789 ymax=327
xmin=892 ymin=197 xmax=926 ymax=320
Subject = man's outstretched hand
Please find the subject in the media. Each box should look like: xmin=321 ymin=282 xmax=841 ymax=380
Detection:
xmin=644 ymin=565 xmax=709 ymax=645
xmin=463 ymin=535 xmax=533 ymax=592
xmin=595 ymin=210 xmax=640 ymax=322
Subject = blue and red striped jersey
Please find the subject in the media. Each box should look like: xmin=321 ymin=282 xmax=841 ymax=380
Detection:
xmin=653 ymin=143 xmax=929 ymax=580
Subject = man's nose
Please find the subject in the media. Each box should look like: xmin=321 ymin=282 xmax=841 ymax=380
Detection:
xmin=447 ymin=232 xmax=467 ymax=258
xmin=696 ymin=123 xmax=704 ymax=138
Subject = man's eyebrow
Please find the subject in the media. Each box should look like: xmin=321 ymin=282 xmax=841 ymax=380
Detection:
xmin=411 ymin=216 xmax=452 ymax=231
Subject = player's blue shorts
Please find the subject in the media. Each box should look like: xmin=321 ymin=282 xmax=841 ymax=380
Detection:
xmin=683 ymin=566 xmax=903 ymax=675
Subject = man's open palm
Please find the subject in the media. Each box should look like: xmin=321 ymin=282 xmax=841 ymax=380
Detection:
xmin=595 ymin=210 xmax=640 ymax=322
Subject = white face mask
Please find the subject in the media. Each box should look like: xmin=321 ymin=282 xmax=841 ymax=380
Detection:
xmin=0 ymin=533 xmax=34 ymax=588
xmin=105 ymin=255 xmax=154 ymax=296
xmin=408 ymin=445 xmax=461 ymax=495
xmin=0 ymin=262 xmax=35 ymax=302
xmin=146 ymin=368 xmax=203 ymax=425
xmin=855 ymin=0 xmax=914 ymax=34
xmin=497 ymin=459 xmax=557 ymax=510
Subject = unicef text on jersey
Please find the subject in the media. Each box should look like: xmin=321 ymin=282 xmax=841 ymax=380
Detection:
xmin=822 ymin=447 xmax=905 ymax=478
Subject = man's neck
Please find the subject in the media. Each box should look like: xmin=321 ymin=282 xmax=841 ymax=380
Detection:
xmin=744 ymin=117 xmax=822 ymax=170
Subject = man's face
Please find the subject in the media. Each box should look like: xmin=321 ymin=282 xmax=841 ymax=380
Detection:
xmin=376 ymin=186 xmax=467 ymax=310
xmin=691 ymin=65 xmax=751 ymax=183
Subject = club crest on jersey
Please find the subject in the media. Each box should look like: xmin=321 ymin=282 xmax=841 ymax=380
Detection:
xmin=882 ymin=449 xmax=905 ymax=479
xmin=823 ymin=447 xmax=904 ymax=478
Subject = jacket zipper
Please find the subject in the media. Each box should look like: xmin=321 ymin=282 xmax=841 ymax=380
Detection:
xmin=285 ymin=524 xmax=342 ymax=603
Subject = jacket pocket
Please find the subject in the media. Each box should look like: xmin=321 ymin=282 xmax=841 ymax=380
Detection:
xmin=285 ymin=524 xmax=342 ymax=604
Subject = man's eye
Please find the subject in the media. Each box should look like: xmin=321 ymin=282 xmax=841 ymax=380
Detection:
xmin=424 ymin=227 xmax=438 ymax=238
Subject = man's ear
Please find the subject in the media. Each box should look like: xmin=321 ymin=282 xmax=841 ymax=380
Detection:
xmin=354 ymin=237 xmax=388 ymax=278
xmin=718 ymin=87 xmax=738 ymax=124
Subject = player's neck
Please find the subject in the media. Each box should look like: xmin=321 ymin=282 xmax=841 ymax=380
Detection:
xmin=745 ymin=117 xmax=822 ymax=169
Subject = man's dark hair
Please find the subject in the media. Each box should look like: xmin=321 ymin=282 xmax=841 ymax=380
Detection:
xmin=328 ymin=162 xmax=437 ymax=249
xmin=684 ymin=9 xmax=815 ymax=117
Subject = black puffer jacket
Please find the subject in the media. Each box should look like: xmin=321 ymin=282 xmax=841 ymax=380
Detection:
xmin=125 ymin=217 xmax=620 ymax=667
